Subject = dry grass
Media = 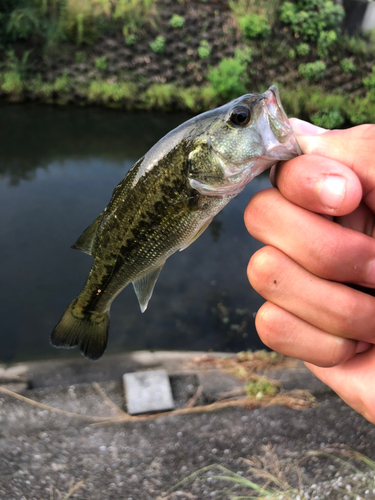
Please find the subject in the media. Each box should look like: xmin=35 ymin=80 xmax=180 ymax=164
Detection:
xmin=159 ymin=445 xmax=375 ymax=499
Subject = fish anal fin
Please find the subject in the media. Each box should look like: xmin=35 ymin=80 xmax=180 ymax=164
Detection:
xmin=179 ymin=217 xmax=213 ymax=252
xmin=71 ymin=214 xmax=104 ymax=255
xmin=133 ymin=264 xmax=164 ymax=313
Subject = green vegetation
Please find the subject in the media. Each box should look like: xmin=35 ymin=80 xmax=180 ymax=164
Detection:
xmin=95 ymin=56 xmax=107 ymax=71
xmin=363 ymin=66 xmax=375 ymax=101
xmin=238 ymin=13 xmax=271 ymax=39
xmin=6 ymin=6 xmax=40 ymax=40
xmin=142 ymin=83 xmax=177 ymax=109
xmin=1 ymin=71 xmax=23 ymax=95
xmin=149 ymin=35 xmax=165 ymax=53
xmin=169 ymin=13 xmax=185 ymax=28
xmin=87 ymin=80 xmax=137 ymax=105
xmin=311 ymin=109 xmax=345 ymax=128
xmin=0 ymin=0 xmax=374 ymax=126
xmin=317 ymin=29 xmax=337 ymax=57
xmin=75 ymin=51 xmax=86 ymax=63
xmin=229 ymin=0 xmax=280 ymax=25
xmin=197 ymin=40 xmax=211 ymax=59
xmin=124 ymin=33 xmax=136 ymax=45
xmin=114 ymin=0 xmax=157 ymax=35
xmin=279 ymin=0 xmax=345 ymax=42
xmin=296 ymin=42 xmax=310 ymax=57
xmin=245 ymin=376 xmax=279 ymax=399
xmin=207 ymin=56 xmax=248 ymax=100
xmin=340 ymin=57 xmax=355 ymax=73
xmin=298 ymin=60 xmax=326 ymax=81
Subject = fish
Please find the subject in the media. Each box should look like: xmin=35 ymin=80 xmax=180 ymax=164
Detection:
xmin=50 ymin=85 xmax=302 ymax=360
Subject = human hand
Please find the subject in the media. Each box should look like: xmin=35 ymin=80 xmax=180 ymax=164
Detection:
xmin=244 ymin=119 xmax=375 ymax=423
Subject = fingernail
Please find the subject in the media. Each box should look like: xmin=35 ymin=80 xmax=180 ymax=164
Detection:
xmin=290 ymin=118 xmax=327 ymax=136
xmin=318 ymin=176 xmax=346 ymax=209
xmin=355 ymin=341 xmax=372 ymax=354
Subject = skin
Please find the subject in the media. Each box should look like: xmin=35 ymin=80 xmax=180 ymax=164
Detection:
xmin=244 ymin=119 xmax=375 ymax=424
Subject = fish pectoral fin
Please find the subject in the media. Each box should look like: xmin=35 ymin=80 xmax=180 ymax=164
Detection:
xmin=71 ymin=214 xmax=104 ymax=255
xmin=179 ymin=218 xmax=213 ymax=252
xmin=132 ymin=264 xmax=164 ymax=313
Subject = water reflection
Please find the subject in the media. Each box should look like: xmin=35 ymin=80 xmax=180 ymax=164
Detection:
xmin=0 ymin=104 xmax=270 ymax=362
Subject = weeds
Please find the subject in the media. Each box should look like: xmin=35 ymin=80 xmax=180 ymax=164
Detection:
xmin=296 ymin=43 xmax=310 ymax=57
xmin=1 ymin=72 xmax=23 ymax=95
xmin=115 ymin=0 xmax=158 ymax=34
xmin=150 ymin=35 xmax=165 ymax=54
xmin=197 ymin=40 xmax=211 ymax=59
xmin=6 ymin=6 xmax=40 ymax=40
xmin=279 ymin=0 xmax=344 ymax=43
xmin=124 ymin=33 xmax=136 ymax=45
xmin=207 ymin=56 xmax=248 ymax=100
xmin=160 ymin=446 xmax=375 ymax=499
xmin=95 ymin=56 xmax=107 ymax=71
xmin=87 ymin=80 xmax=137 ymax=105
xmin=238 ymin=13 xmax=271 ymax=39
xmin=310 ymin=109 xmax=345 ymax=129
xmin=229 ymin=0 xmax=280 ymax=24
xmin=49 ymin=480 xmax=84 ymax=500
xmin=169 ymin=14 xmax=185 ymax=29
xmin=363 ymin=66 xmax=375 ymax=101
xmin=298 ymin=60 xmax=326 ymax=81
xmin=141 ymin=83 xmax=178 ymax=109
xmin=340 ymin=57 xmax=355 ymax=73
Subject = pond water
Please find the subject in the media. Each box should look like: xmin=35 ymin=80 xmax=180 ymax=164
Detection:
xmin=0 ymin=103 xmax=271 ymax=362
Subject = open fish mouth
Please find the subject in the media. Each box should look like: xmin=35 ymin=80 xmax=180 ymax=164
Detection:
xmin=259 ymin=86 xmax=302 ymax=158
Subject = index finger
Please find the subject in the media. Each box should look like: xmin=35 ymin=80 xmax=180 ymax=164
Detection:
xmin=290 ymin=120 xmax=375 ymax=212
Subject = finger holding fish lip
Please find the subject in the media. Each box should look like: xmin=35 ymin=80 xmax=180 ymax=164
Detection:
xmin=270 ymin=155 xmax=362 ymax=217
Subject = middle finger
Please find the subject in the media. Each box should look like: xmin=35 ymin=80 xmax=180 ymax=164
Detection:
xmin=244 ymin=188 xmax=375 ymax=288
xmin=248 ymin=245 xmax=375 ymax=343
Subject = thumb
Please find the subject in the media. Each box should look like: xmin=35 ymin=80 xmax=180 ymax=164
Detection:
xmin=290 ymin=119 xmax=375 ymax=211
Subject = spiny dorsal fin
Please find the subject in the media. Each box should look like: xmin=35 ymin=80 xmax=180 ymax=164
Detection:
xmin=71 ymin=214 xmax=104 ymax=255
xmin=132 ymin=264 xmax=164 ymax=313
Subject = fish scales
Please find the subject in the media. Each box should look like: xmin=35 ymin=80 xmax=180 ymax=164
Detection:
xmin=51 ymin=86 xmax=302 ymax=360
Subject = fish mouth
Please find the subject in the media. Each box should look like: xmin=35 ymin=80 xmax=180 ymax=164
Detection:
xmin=258 ymin=85 xmax=302 ymax=159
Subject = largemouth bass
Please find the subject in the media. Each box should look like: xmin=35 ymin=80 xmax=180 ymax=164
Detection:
xmin=51 ymin=86 xmax=301 ymax=360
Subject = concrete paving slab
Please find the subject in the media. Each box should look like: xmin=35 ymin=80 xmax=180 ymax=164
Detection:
xmin=124 ymin=370 xmax=175 ymax=415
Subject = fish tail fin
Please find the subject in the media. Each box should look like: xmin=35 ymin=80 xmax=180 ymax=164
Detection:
xmin=50 ymin=301 xmax=109 ymax=361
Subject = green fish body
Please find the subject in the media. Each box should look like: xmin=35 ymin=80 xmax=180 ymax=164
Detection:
xmin=51 ymin=86 xmax=301 ymax=360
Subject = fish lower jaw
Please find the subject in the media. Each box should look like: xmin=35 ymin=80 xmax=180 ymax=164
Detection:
xmin=189 ymin=173 xmax=252 ymax=198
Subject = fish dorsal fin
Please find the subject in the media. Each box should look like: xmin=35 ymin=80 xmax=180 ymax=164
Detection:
xmin=71 ymin=214 xmax=104 ymax=255
xmin=179 ymin=217 xmax=213 ymax=252
xmin=132 ymin=264 xmax=164 ymax=313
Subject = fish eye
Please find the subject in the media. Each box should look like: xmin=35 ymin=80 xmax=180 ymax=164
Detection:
xmin=229 ymin=106 xmax=251 ymax=126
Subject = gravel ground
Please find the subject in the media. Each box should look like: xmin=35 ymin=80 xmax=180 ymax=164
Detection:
xmin=0 ymin=351 xmax=374 ymax=500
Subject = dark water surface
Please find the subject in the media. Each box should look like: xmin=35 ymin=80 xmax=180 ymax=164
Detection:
xmin=0 ymin=104 xmax=270 ymax=362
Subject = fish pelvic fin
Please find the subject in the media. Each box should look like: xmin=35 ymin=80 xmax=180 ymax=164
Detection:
xmin=50 ymin=301 xmax=109 ymax=361
xmin=132 ymin=263 xmax=164 ymax=313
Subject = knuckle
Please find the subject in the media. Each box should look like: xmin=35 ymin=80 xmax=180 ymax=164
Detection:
xmin=255 ymin=303 xmax=281 ymax=350
xmin=318 ymin=338 xmax=355 ymax=368
xmin=247 ymin=247 xmax=281 ymax=296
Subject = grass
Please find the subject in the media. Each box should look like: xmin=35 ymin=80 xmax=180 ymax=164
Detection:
xmin=48 ymin=480 xmax=84 ymax=500
xmin=159 ymin=446 xmax=375 ymax=499
xmin=87 ymin=80 xmax=138 ymax=105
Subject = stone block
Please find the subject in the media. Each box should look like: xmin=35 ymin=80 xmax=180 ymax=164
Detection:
xmin=123 ymin=369 xmax=175 ymax=415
